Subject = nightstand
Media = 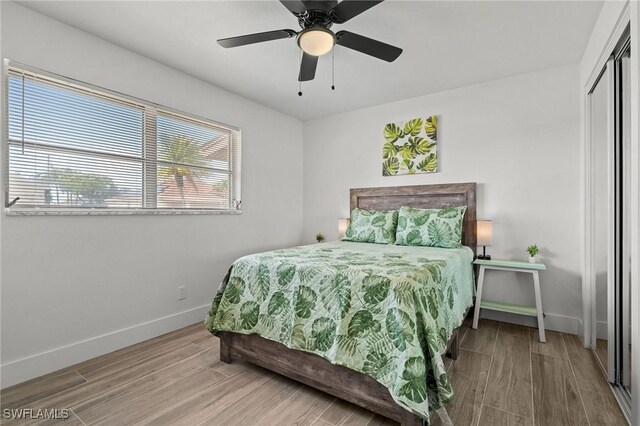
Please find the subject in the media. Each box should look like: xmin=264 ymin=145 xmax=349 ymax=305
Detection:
xmin=472 ymin=259 xmax=547 ymax=342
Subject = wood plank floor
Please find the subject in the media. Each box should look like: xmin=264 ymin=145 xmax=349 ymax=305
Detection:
xmin=1 ymin=318 xmax=627 ymax=425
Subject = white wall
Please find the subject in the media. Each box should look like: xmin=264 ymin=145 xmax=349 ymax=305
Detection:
xmin=0 ymin=1 xmax=303 ymax=388
xmin=303 ymin=65 xmax=582 ymax=334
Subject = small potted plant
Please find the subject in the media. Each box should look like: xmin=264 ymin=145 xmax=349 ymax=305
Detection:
xmin=316 ymin=233 xmax=325 ymax=243
xmin=526 ymin=244 xmax=539 ymax=263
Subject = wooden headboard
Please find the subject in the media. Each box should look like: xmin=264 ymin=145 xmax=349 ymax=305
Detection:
xmin=350 ymin=183 xmax=477 ymax=248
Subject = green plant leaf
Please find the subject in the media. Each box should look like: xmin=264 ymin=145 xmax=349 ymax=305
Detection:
xmin=362 ymin=275 xmax=390 ymax=304
xmin=311 ymin=317 xmax=337 ymax=351
xmin=224 ymin=277 xmax=245 ymax=304
xmin=425 ymin=115 xmax=437 ymax=140
xmin=393 ymin=281 xmax=415 ymax=306
xmin=437 ymin=207 xmax=461 ymax=218
xmin=427 ymin=288 xmax=439 ymax=319
xmin=336 ymin=334 xmax=359 ymax=356
xmin=412 ymin=212 xmax=429 ymax=226
xmin=248 ymin=264 xmax=270 ymax=301
xmin=386 ymin=308 xmax=415 ymax=351
xmin=383 ymin=123 xmax=403 ymax=143
xmin=371 ymin=214 xmax=387 ymax=227
xmin=321 ymin=273 xmax=352 ymax=319
xmin=438 ymin=327 xmax=448 ymax=344
xmin=402 ymin=159 xmax=415 ymax=174
xmin=239 ymin=301 xmax=259 ymax=330
xmin=399 ymin=357 xmax=427 ymax=403
xmin=425 ymin=263 xmax=442 ymax=283
xmin=397 ymin=215 xmax=408 ymax=232
xmin=382 ymin=157 xmax=399 ymax=176
xmin=417 ymin=153 xmax=437 ymax=173
xmin=215 ymin=309 xmax=236 ymax=330
xmin=399 ymin=144 xmax=415 ymax=161
xmin=291 ymin=323 xmax=309 ymax=349
xmin=407 ymin=136 xmax=434 ymax=156
xmin=383 ymin=141 xmax=399 ymax=159
xmin=363 ymin=351 xmax=393 ymax=379
xmin=403 ymin=118 xmax=423 ymax=136
xmin=348 ymin=310 xmax=381 ymax=338
xmin=267 ymin=291 xmax=288 ymax=316
xmin=294 ymin=286 xmax=317 ymax=319
xmin=427 ymin=221 xmax=452 ymax=246
xmin=276 ymin=264 xmax=296 ymax=287
xmin=258 ymin=313 xmax=275 ymax=331
xmin=406 ymin=229 xmax=423 ymax=246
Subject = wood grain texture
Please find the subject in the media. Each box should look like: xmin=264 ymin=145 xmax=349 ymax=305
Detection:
xmin=479 ymin=405 xmax=533 ymax=426
xmin=350 ymin=182 xmax=477 ymax=248
xmin=257 ymin=386 xmax=335 ymax=426
xmin=579 ymin=387 xmax=628 ymax=425
xmin=460 ymin=319 xmax=499 ymax=355
xmin=483 ymin=332 xmax=532 ymax=418
xmin=531 ymin=352 xmax=589 ymax=426
xmin=563 ymin=333 xmax=612 ymax=394
xmin=530 ymin=329 xmax=568 ymax=359
xmin=498 ymin=322 xmax=530 ymax=339
xmin=319 ymin=399 xmax=375 ymax=426
xmin=441 ymin=349 xmax=493 ymax=426
xmin=0 ymin=371 xmax=86 ymax=410
xmin=1 ymin=321 xmax=626 ymax=426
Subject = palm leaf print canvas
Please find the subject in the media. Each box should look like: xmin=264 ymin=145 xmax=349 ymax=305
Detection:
xmin=383 ymin=115 xmax=438 ymax=176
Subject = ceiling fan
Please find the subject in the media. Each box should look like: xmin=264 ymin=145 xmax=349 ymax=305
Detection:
xmin=217 ymin=0 xmax=403 ymax=83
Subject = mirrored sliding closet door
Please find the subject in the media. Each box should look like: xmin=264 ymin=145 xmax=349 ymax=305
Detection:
xmin=587 ymin=26 xmax=632 ymax=418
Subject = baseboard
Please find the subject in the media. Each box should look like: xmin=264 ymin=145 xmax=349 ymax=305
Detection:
xmin=479 ymin=310 xmax=582 ymax=335
xmin=0 ymin=304 xmax=210 ymax=389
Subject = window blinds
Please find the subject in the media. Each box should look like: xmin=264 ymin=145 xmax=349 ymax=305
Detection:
xmin=5 ymin=63 xmax=241 ymax=213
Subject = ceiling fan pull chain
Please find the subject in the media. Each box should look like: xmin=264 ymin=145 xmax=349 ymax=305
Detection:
xmin=331 ymin=47 xmax=335 ymax=91
xmin=298 ymin=49 xmax=303 ymax=96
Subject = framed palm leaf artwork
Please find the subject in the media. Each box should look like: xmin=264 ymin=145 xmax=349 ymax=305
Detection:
xmin=382 ymin=115 xmax=437 ymax=176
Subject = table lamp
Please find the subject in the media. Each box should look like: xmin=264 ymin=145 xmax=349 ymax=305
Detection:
xmin=477 ymin=220 xmax=492 ymax=260
xmin=338 ymin=218 xmax=350 ymax=239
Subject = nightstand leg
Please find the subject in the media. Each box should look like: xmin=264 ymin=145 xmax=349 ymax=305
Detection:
xmin=473 ymin=266 xmax=486 ymax=329
xmin=533 ymin=271 xmax=546 ymax=342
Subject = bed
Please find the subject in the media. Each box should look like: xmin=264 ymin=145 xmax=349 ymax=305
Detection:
xmin=205 ymin=183 xmax=477 ymax=425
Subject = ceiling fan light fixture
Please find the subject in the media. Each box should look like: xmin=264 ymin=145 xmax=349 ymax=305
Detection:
xmin=297 ymin=27 xmax=335 ymax=56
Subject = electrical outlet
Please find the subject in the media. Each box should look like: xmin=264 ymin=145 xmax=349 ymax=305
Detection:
xmin=178 ymin=285 xmax=187 ymax=300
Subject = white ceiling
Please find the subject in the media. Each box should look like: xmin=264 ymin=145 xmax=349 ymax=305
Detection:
xmin=18 ymin=0 xmax=603 ymax=120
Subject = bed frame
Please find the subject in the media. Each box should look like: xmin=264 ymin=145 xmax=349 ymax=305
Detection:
xmin=219 ymin=182 xmax=477 ymax=425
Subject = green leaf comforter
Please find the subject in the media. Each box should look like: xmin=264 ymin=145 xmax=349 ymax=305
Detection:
xmin=205 ymin=241 xmax=474 ymax=421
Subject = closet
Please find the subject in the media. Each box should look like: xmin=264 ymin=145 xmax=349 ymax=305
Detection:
xmin=588 ymin=25 xmax=632 ymax=418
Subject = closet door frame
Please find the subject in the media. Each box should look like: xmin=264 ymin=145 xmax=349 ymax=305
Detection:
xmin=581 ymin=4 xmax=629 ymax=351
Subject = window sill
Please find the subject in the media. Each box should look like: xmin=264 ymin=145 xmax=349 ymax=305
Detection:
xmin=4 ymin=208 xmax=243 ymax=216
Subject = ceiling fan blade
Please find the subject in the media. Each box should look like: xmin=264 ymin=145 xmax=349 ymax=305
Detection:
xmin=298 ymin=52 xmax=318 ymax=81
xmin=335 ymin=30 xmax=402 ymax=62
xmin=217 ymin=29 xmax=297 ymax=48
xmin=330 ymin=0 xmax=384 ymax=23
xmin=280 ymin=0 xmax=307 ymax=15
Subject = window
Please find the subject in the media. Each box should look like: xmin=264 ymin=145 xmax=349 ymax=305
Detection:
xmin=4 ymin=61 xmax=241 ymax=214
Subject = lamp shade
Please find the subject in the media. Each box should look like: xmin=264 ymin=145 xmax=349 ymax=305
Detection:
xmin=298 ymin=28 xmax=335 ymax=56
xmin=338 ymin=218 xmax=350 ymax=238
xmin=477 ymin=220 xmax=493 ymax=246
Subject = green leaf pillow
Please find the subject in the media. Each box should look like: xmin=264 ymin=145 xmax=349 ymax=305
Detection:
xmin=342 ymin=208 xmax=398 ymax=244
xmin=395 ymin=205 xmax=467 ymax=248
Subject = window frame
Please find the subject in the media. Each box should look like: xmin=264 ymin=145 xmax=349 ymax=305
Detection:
xmin=3 ymin=59 xmax=242 ymax=216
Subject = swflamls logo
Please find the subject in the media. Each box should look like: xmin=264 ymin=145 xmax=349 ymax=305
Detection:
xmin=2 ymin=408 xmax=70 ymax=420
